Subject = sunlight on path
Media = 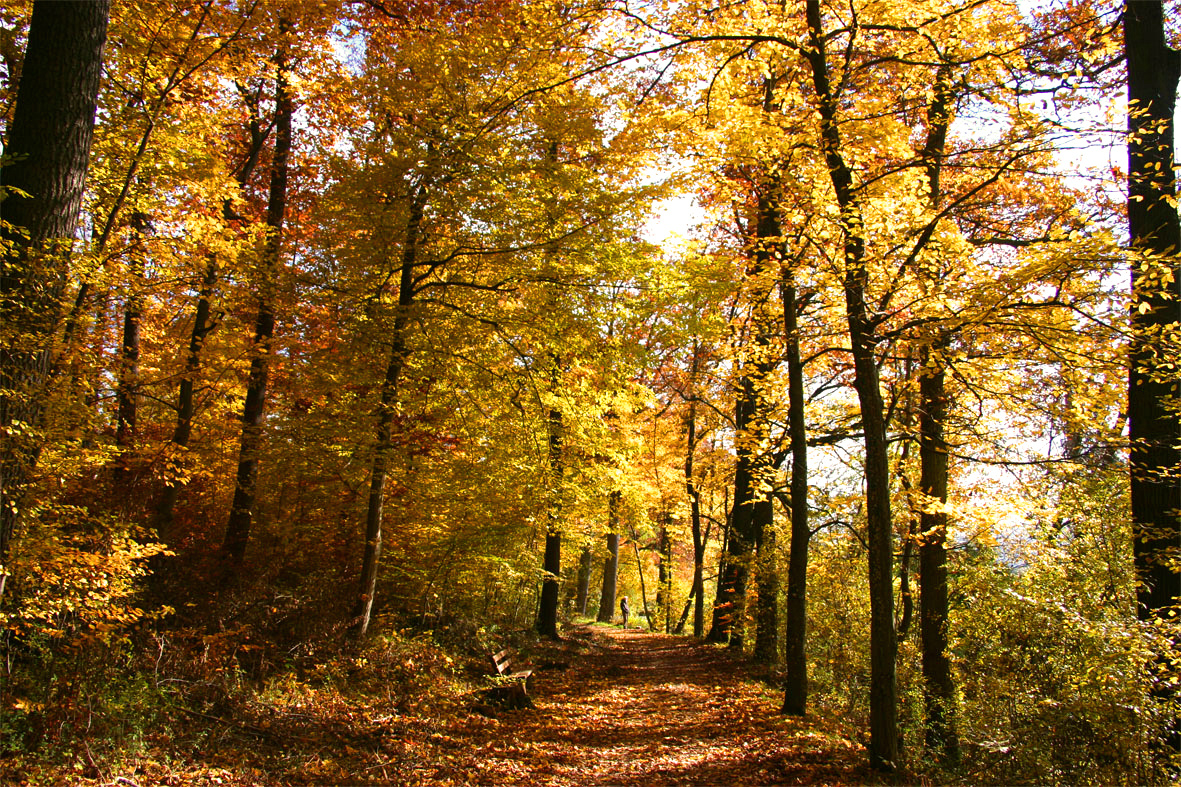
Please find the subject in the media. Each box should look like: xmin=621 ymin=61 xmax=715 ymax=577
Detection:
xmin=417 ymin=626 xmax=867 ymax=786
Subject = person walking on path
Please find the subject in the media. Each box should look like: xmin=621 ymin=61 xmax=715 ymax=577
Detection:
xmin=620 ymin=596 xmax=630 ymax=629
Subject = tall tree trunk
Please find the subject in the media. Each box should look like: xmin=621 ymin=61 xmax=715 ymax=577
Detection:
xmin=633 ymin=536 xmax=655 ymax=631
xmin=710 ymin=376 xmax=756 ymax=646
xmin=1125 ymin=0 xmax=1181 ymax=752
xmin=708 ymin=497 xmax=733 ymax=640
xmin=674 ymin=581 xmax=696 ymax=634
xmin=781 ymin=274 xmax=811 ymax=714
xmin=115 ymin=212 xmax=149 ymax=495
xmin=915 ymin=64 xmax=960 ymax=764
xmin=918 ymin=340 xmax=959 ymax=762
xmin=684 ymin=345 xmax=708 ymax=637
xmin=575 ymin=544 xmax=592 ymax=615
xmin=0 ymin=0 xmax=111 ymax=589
xmin=657 ymin=515 xmax=673 ymax=632
xmin=597 ymin=493 xmax=621 ymax=622
xmin=804 ymin=0 xmax=898 ymax=768
xmin=152 ymin=257 xmax=219 ymax=543
xmin=153 ymin=111 xmax=268 ymax=543
xmin=351 ymin=187 xmax=427 ymax=638
xmin=536 ymin=404 xmax=563 ymax=639
xmin=753 ymin=499 xmax=779 ymax=663
xmin=1125 ymin=0 xmax=1181 ymax=621
xmin=222 ymin=38 xmax=294 ymax=565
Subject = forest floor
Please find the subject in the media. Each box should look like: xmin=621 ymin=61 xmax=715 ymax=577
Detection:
xmin=404 ymin=625 xmax=872 ymax=786
xmin=15 ymin=624 xmax=878 ymax=786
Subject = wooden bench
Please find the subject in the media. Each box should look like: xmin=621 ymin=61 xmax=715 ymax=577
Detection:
xmin=486 ymin=647 xmax=534 ymax=709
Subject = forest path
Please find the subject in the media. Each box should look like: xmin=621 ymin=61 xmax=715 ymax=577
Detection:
xmin=413 ymin=624 xmax=869 ymax=786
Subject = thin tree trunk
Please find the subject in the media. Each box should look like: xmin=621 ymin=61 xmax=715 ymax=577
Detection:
xmin=114 ymin=212 xmax=149 ymax=495
xmin=352 ymin=187 xmax=427 ymax=637
xmin=674 ymin=581 xmax=696 ymax=634
xmin=633 ymin=537 xmax=654 ymax=631
xmin=781 ymin=274 xmax=811 ymax=714
xmin=708 ymin=496 xmax=733 ymax=640
xmin=0 ymin=0 xmax=111 ymax=585
xmin=153 ymin=110 xmax=268 ymax=543
xmin=657 ymin=516 xmax=672 ymax=632
xmin=597 ymin=493 xmax=621 ymax=622
xmin=710 ymin=380 xmax=755 ymax=645
xmin=222 ymin=35 xmax=294 ymax=564
xmin=753 ymin=500 xmax=778 ymax=663
xmin=536 ymin=403 xmax=563 ymax=639
xmin=152 ymin=257 xmax=218 ymax=542
xmin=804 ymin=0 xmax=898 ymax=768
xmin=684 ymin=345 xmax=707 ymax=637
xmin=575 ymin=544 xmax=592 ymax=615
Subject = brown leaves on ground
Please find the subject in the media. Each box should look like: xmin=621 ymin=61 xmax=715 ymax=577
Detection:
xmin=9 ymin=625 xmax=871 ymax=785
xmin=409 ymin=625 xmax=869 ymax=786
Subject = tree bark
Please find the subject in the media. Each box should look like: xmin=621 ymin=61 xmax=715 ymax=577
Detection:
xmin=114 ymin=212 xmax=150 ymax=495
xmin=575 ymin=544 xmax=592 ymax=615
xmin=596 ymin=494 xmax=621 ymax=622
xmin=633 ymin=536 xmax=655 ymax=631
xmin=753 ymin=500 xmax=779 ymax=663
xmin=222 ymin=38 xmax=294 ymax=565
xmin=1125 ymin=0 xmax=1181 ymax=622
xmin=916 ymin=64 xmax=960 ymax=765
xmin=781 ymin=275 xmax=811 ymax=715
xmin=803 ymin=0 xmax=898 ymax=768
xmin=657 ymin=516 xmax=673 ymax=632
xmin=709 ymin=186 xmax=781 ymax=648
xmin=352 ymin=187 xmax=427 ymax=638
xmin=152 ymin=257 xmax=219 ymax=543
xmin=153 ymin=109 xmax=268 ymax=544
xmin=918 ymin=340 xmax=959 ymax=762
xmin=684 ymin=344 xmax=707 ymax=638
xmin=709 ymin=375 xmax=756 ymax=646
xmin=708 ymin=496 xmax=733 ymax=640
xmin=536 ymin=404 xmax=563 ymax=639
xmin=0 ymin=0 xmax=111 ymax=580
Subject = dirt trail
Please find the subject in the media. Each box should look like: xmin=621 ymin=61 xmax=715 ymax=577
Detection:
xmin=414 ymin=625 xmax=869 ymax=786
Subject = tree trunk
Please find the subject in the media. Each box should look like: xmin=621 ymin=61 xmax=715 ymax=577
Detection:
xmin=153 ymin=110 xmax=268 ymax=544
xmin=684 ymin=346 xmax=708 ymax=637
xmin=633 ymin=536 xmax=655 ymax=631
xmin=1125 ymin=0 xmax=1181 ymax=622
xmin=915 ymin=65 xmax=960 ymax=764
xmin=710 ymin=379 xmax=755 ymax=645
xmin=538 ymin=530 xmax=562 ymax=638
xmin=352 ymin=187 xmax=427 ymax=638
xmin=674 ymin=581 xmax=696 ymax=634
xmin=753 ymin=500 xmax=779 ymax=664
xmin=536 ymin=404 xmax=563 ymax=640
xmin=804 ymin=0 xmax=898 ymax=768
xmin=575 ymin=544 xmax=592 ymax=615
xmin=708 ymin=498 xmax=733 ymax=641
xmin=0 ymin=0 xmax=111 ymax=583
xmin=596 ymin=494 xmax=621 ymax=622
xmin=657 ymin=517 xmax=673 ymax=632
xmin=781 ymin=275 xmax=811 ymax=714
xmin=918 ymin=341 xmax=959 ymax=763
xmin=152 ymin=257 xmax=219 ymax=543
xmin=223 ymin=37 xmax=294 ymax=565
xmin=114 ymin=212 xmax=150 ymax=495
